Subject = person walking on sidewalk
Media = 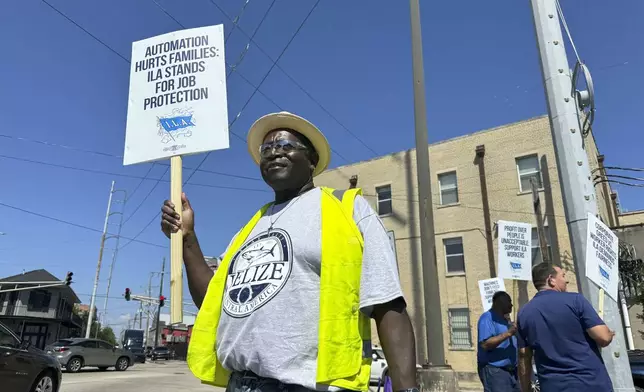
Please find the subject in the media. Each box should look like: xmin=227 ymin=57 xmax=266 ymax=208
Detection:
xmin=517 ymin=263 xmax=615 ymax=392
xmin=477 ymin=291 xmax=519 ymax=392
xmin=160 ymin=112 xmax=418 ymax=392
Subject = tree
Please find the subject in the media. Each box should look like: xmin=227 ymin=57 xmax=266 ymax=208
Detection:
xmin=98 ymin=326 xmax=117 ymax=345
xmin=72 ymin=306 xmax=115 ymax=343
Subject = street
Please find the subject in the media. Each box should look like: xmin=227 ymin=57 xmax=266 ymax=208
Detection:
xmin=58 ymin=360 xmax=483 ymax=392
xmin=59 ymin=361 xmax=224 ymax=392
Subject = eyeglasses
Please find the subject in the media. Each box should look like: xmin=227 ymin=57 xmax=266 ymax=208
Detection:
xmin=259 ymin=139 xmax=308 ymax=158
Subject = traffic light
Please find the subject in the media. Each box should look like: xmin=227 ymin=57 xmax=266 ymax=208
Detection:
xmin=64 ymin=272 xmax=73 ymax=286
xmin=124 ymin=288 xmax=131 ymax=301
xmin=159 ymin=295 xmax=165 ymax=307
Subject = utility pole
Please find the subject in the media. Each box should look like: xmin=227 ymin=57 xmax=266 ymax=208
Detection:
xmin=154 ymin=258 xmax=165 ymax=348
xmin=409 ymin=0 xmax=458 ymax=390
xmin=101 ymin=188 xmax=127 ymax=326
xmin=145 ymin=273 xmax=153 ymax=346
xmin=531 ymin=178 xmax=551 ymax=263
xmin=138 ymin=302 xmax=143 ymax=329
xmin=530 ymin=0 xmax=633 ymax=389
xmin=86 ymin=181 xmax=115 ymax=338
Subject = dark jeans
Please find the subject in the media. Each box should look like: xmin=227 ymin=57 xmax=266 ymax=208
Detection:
xmin=226 ymin=371 xmax=319 ymax=392
xmin=478 ymin=364 xmax=520 ymax=392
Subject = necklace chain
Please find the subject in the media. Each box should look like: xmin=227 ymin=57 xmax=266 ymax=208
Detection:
xmin=268 ymin=195 xmax=302 ymax=233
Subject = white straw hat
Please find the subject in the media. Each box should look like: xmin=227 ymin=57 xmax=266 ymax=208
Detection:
xmin=247 ymin=111 xmax=331 ymax=177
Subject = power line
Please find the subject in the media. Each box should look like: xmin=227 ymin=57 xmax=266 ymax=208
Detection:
xmin=595 ymin=166 xmax=644 ymax=174
xmin=555 ymin=0 xmax=581 ymax=64
xmin=40 ymin=0 xmax=128 ymax=61
xmin=600 ymin=174 xmax=644 ymax=183
xmin=0 ymin=133 xmax=118 ymax=159
xmin=0 ymin=133 xmax=262 ymax=182
xmin=0 ymin=153 xmax=268 ymax=193
xmin=0 ymin=201 xmax=167 ymax=248
xmin=206 ymin=0 xmax=379 ymax=157
xmin=360 ymin=193 xmax=566 ymax=219
xmin=128 ymin=164 xmax=156 ymax=201
xmin=123 ymin=166 xmax=170 ymax=225
xmin=150 ymin=0 xmax=274 ymax=81
xmin=594 ymin=179 xmax=644 ymax=189
xmin=180 ymin=0 xmax=322 ymax=184
xmin=225 ymin=0 xmax=276 ymax=79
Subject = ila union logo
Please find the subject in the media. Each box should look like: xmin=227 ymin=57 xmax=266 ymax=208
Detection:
xmin=157 ymin=108 xmax=195 ymax=145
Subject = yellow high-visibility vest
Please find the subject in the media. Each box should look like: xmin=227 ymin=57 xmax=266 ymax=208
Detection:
xmin=187 ymin=187 xmax=372 ymax=391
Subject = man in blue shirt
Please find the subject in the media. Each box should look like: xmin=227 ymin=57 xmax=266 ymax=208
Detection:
xmin=477 ymin=291 xmax=519 ymax=392
xmin=517 ymin=263 xmax=615 ymax=392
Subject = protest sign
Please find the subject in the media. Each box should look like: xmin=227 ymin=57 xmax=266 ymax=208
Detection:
xmin=585 ymin=213 xmax=619 ymax=300
xmin=124 ymin=24 xmax=228 ymax=165
xmin=123 ymin=25 xmax=228 ymax=324
xmin=478 ymin=277 xmax=506 ymax=312
xmin=497 ymin=220 xmax=532 ymax=281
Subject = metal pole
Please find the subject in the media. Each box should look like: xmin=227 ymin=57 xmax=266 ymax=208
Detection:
xmin=94 ymin=312 xmax=100 ymax=338
xmin=409 ymin=0 xmax=447 ymax=367
xmin=154 ymin=258 xmax=165 ymax=348
xmin=145 ymin=273 xmax=153 ymax=346
xmin=101 ymin=191 xmax=126 ymax=326
xmin=530 ymin=0 xmax=633 ymax=389
xmin=619 ymin=281 xmax=635 ymax=350
xmin=531 ymin=178 xmax=551 ymax=263
xmin=86 ymin=181 xmax=115 ymax=338
xmin=138 ymin=302 xmax=143 ymax=329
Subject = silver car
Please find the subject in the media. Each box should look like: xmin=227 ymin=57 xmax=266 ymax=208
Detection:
xmin=45 ymin=338 xmax=134 ymax=373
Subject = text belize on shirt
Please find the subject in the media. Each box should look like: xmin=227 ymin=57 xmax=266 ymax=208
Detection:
xmin=497 ymin=220 xmax=532 ymax=281
xmin=123 ymin=25 xmax=229 ymax=166
xmin=585 ymin=213 xmax=619 ymax=300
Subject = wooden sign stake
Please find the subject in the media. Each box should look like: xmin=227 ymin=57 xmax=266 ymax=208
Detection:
xmin=170 ymin=155 xmax=183 ymax=324
xmin=598 ymin=288 xmax=605 ymax=320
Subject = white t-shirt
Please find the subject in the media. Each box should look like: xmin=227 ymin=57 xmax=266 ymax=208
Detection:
xmin=216 ymin=187 xmax=403 ymax=390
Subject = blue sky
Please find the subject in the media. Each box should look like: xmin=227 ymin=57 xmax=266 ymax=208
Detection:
xmin=0 ymin=0 xmax=642 ymax=332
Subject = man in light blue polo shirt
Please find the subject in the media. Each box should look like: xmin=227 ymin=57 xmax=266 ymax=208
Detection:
xmin=477 ymin=291 xmax=519 ymax=392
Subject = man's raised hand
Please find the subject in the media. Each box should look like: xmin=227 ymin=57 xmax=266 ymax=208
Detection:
xmin=160 ymin=192 xmax=195 ymax=239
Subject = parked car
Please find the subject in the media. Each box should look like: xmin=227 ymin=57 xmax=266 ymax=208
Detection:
xmin=0 ymin=320 xmax=62 ymax=392
xmin=127 ymin=346 xmax=146 ymax=364
xmin=532 ymin=351 xmax=644 ymax=392
xmin=150 ymin=346 xmax=170 ymax=361
xmin=628 ymin=349 xmax=644 ymax=392
xmin=370 ymin=348 xmax=387 ymax=384
xmin=45 ymin=338 xmax=134 ymax=373
xmin=369 ymin=346 xmax=422 ymax=386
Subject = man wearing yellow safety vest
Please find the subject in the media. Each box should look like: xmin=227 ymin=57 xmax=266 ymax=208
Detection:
xmin=160 ymin=112 xmax=418 ymax=392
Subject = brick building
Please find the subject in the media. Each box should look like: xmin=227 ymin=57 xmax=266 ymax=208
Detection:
xmin=316 ymin=115 xmax=620 ymax=380
xmin=0 ymin=269 xmax=82 ymax=349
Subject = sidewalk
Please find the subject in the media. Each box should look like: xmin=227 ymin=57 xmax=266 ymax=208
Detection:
xmin=459 ymin=380 xmax=483 ymax=391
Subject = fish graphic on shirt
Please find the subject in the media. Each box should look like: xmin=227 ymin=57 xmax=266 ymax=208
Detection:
xmin=240 ymin=243 xmax=278 ymax=262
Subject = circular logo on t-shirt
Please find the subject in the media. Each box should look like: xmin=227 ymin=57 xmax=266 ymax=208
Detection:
xmin=223 ymin=229 xmax=293 ymax=318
